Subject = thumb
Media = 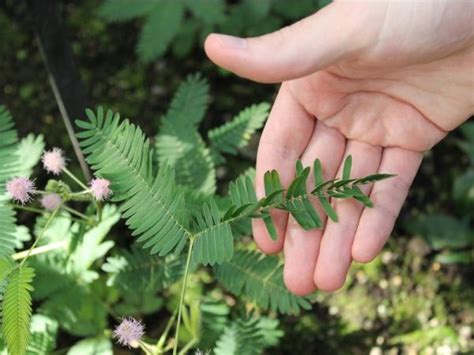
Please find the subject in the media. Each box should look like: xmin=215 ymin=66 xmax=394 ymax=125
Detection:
xmin=204 ymin=2 xmax=373 ymax=83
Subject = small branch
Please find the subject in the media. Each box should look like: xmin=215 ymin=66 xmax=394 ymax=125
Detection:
xmin=178 ymin=338 xmax=198 ymax=355
xmin=12 ymin=240 xmax=67 ymax=260
xmin=156 ymin=311 xmax=177 ymax=351
xmin=20 ymin=208 xmax=59 ymax=266
xmin=173 ymin=238 xmax=195 ymax=355
xmin=62 ymin=205 xmax=91 ymax=221
xmin=63 ymin=167 xmax=89 ymax=190
xmin=11 ymin=205 xmax=45 ymax=214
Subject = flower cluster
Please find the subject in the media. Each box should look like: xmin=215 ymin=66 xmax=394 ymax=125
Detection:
xmin=7 ymin=148 xmax=112 ymax=208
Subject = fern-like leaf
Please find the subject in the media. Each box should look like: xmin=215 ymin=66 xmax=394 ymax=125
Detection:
xmin=76 ymin=108 xmax=191 ymax=256
xmin=27 ymin=314 xmax=58 ymax=355
xmin=102 ymin=246 xmax=183 ymax=295
xmin=160 ymin=73 xmax=209 ymax=127
xmin=215 ymin=250 xmax=311 ymax=315
xmin=0 ymin=105 xmax=18 ymax=195
xmin=192 ymin=198 xmax=233 ymax=265
xmin=98 ymin=0 xmax=158 ymax=22
xmin=155 ymin=74 xmax=215 ymax=195
xmin=0 ymin=204 xmax=16 ymax=259
xmin=137 ymin=1 xmax=184 ymax=62
xmin=209 ymin=103 xmax=270 ymax=163
xmin=2 ymin=265 xmax=35 ymax=355
xmin=15 ymin=134 xmax=45 ymax=178
xmin=185 ymin=0 xmax=226 ymax=25
xmin=213 ymin=316 xmax=282 ymax=355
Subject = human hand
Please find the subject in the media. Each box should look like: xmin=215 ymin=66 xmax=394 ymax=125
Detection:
xmin=204 ymin=0 xmax=474 ymax=295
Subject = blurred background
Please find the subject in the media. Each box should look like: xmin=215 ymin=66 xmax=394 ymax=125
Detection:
xmin=0 ymin=0 xmax=472 ymax=354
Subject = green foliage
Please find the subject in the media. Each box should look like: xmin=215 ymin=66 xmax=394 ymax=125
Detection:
xmin=66 ymin=337 xmax=112 ymax=355
xmin=2 ymin=265 xmax=35 ymax=355
xmin=0 ymin=105 xmax=18 ymax=195
xmin=215 ymin=250 xmax=311 ymax=315
xmin=404 ymin=124 xmax=474 ymax=265
xmin=155 ymin=74 xmax=215 ymax=195
xmin=137 ymin=1 xmax=184 ymax=62
xmin=98 ymin=0 xmax=158 ymax=22
xmin=98 ymin=0 xmax=328 ymax=62
xmin=29 ymin=208 xmax=119 ymax=336
xmin=78 ymin=107 xmax=390 ymax=266
xmin=102 ymin=246 xmax=183 ymax=296
xmin=213 ymin=316 xmax=283 ymax=355
xmin=15 ymin=134 xmax=45 ymax=178
xmin=0 ymin=106 xmax=44 ymax=197
xmin=98 ymin=0 xmax=224 ymax=62
xmin=26 ymin=315 xmax=58 ymax=355
xmin=0 ymin=204 xmax=16 ymax=259
xmin=192 ymin=199 xmax=234 ymax=265
xmin=209 ymin=103 xmax=270 ymax=163
xmin=76 ymin=108 xmax=191 ymax=256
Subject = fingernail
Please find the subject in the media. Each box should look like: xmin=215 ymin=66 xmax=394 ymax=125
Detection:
xmin=214 ymin=34 xmax=247 ymax=49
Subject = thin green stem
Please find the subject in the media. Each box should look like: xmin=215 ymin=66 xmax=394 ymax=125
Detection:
xmin=138 ymin=341 xmax=155 ymax=355
xmin=12 ymin=240 xmax=67 ymax=260
xmin=62 ymin=205 xmax=90 ymax=221
xmin=11 ymin=205 xmax=45 ymax=214
xmin=20 ymin=208 xmax=59 ymax=267
xmin=156 ymin=311 xmax=177 ymax=351
xmin=172 ymin=238 xmax=195 ymax=355
xmin=63 ymin=167 xmax=89 ymax=190
xmin=178 ymin=338 xmax=197 ymax=355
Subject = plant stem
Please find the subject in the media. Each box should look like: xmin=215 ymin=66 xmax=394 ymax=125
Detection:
xmin=11 ymin=205 xmax=45 ymax=214
xmin=172 ymin=238 xmax=195 ymax=355
xmin=12 ymin=240 xmax=66 ymax=260
xmin=20 ymin=208 xmax=59 ymax=266
xmin=156 ymin=311 xmax=177 ymax=351
xmin=63 ymin=167 xmax=89 ymax=190
xmin=178 ymin=338 xmax=197 ymax=355
xmin=62 ymin=205 xmax=90 ymax=221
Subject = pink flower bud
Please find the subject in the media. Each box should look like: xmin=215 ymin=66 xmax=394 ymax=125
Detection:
xmin=42 ymin=148 xmax=66 ymax=175
xmin=6 ymin=177 xmax=36 ymax=204
xmin=40 ymin=193 xmax=62 ymax=211
xmin=113 ymin=317 xmax=145 ymax=348
xmin=90 ymin=178 xmax=112 ymax=201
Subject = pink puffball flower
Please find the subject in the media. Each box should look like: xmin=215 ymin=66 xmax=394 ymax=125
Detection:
xmin=90 ymin=178 xmax=112 ymax=201
xmin=6 ymin=177 xmax=36 ymax=204
xmin=113 ymin=317 xmax=145 ymax=348
xmin=42 ymin=148 xmax=66 ymax=175
xmin=40 ymin=193 xmax=62 ymax=211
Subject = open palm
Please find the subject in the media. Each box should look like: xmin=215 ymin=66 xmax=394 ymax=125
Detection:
xmin=205 ymin=0 xmax=474 ymax=295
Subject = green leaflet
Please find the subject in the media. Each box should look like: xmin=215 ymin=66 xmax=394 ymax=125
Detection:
xmin=0 ymin=105 xmax=18 ymax=198
xmin=0 ymin=204 xmax=16 ymax=259
xmin=155 ymin=74 xmax=215 ymax=195
xmin=2 ymin=265 xmax=35 ymax=355
xmin=192 ymin=198 xmax=234 ymax=266
xmin=26 ymin=315 xmax=58 ymax=355
xmin=98 ymin=0 xmax=158 ymax=22
xmin=214 ymin=250 xmax=311 ymax=315
xmin=102 ymin=246 xmax=183 ymax=295
xmin=209 ymin=103 xmax=270 ymax=163
xmin=137 ymin=0 xmax=184 ymax=62
xmin=213 ymin=317 xmax=283 ymax=355
xmin=67 ymin=337 xmax=112 ymax=355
